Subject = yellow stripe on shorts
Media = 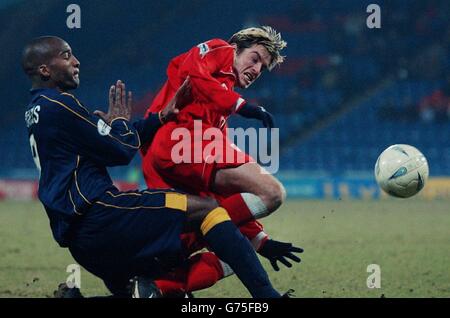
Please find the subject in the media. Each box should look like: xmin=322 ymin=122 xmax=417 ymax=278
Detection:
xmin=165 ymin=193 xmax=188 ymax=212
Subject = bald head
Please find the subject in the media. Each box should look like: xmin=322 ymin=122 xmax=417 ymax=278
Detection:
xmin=22 ymin=36 xmax=80 ymax=90
xmin=22 ymin=36 xmax=66 ymax=77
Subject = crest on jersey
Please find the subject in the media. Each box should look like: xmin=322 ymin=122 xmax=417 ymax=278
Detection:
xmin=97 ymin=119 xmax=111 ymax=136
xmin=197 ymin=42 xmax=210 ymax=57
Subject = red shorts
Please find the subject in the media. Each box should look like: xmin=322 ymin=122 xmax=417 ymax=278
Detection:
xmin=142 ymin=121 xmax=255 ymax=195
xmin=142 ymin=121 xmax=263 ymax=255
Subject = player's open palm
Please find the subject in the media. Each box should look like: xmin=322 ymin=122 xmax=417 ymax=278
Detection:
xmin=94 ymin=80 xmax=133 ymax=124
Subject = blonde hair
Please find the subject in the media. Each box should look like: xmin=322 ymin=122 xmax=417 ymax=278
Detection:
xmin=228 ymin=26 xmax=287 ymax=71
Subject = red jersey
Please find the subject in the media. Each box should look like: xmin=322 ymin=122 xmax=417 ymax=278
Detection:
xmin=142 ymin=38 xmax=268 ymax=248
xmin=144 ymin=38 xmax=246 ymax=128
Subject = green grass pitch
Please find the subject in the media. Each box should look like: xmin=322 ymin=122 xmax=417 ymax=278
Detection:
xmin=0 ymin=199 xmax=449 ymax=298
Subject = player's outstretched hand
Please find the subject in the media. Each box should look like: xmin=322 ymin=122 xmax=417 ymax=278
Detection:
xmin=159 ymin=77 xmax=192 ymax=124
xmin=237 ymin=103 xmax=275 ymax=128
xmin=258 ymin=239 xmax=303 ymax=271
xmin=94 ymin=80 xmax=133 ymax=124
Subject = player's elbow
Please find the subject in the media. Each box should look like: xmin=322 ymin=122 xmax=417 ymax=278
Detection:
xmin=111 ymin=148 xmax=136 ymax=166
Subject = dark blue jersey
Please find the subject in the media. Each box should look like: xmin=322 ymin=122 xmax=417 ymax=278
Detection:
xmin=25 ymin=88 xmax=162 ymax=246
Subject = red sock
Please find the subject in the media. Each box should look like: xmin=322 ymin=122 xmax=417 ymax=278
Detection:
xmin=220 ymin=194 xmax=254 ymax=225
xmin=154 ymin=267 xmax=187 ymax=296
xmin=185 ymin=252 xmax=224 ymax=292
xmin=154 ymin=252 xmax=224 ymax=296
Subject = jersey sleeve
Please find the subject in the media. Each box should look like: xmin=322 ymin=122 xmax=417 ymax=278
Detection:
xmin=40 ymin=93 xmax=161 ymax=166
xmin=180 ymin=40 xmax=246 ymax=115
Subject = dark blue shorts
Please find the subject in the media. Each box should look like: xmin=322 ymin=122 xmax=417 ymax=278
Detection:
xmin=67 ymin=188 xmax=187 ymax=294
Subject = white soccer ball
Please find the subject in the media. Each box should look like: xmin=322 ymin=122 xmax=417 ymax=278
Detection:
xmin=374 ymin=144 xmax=429 ymax=198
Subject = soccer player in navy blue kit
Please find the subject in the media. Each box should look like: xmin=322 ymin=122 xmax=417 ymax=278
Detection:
xmin=22 ymin=36 xmax=284 ymax=298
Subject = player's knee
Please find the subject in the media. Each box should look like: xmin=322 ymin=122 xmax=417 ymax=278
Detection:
xmin=280 ymin=183 xmax=287 ymax=202
xmin=188 ymin=196 xmax=218 ymax=214
xmin=200 ymin=197 xmax=219 ymax=215
xmin=262 ymin=181 xmax=286 ymax=212
xmin=186 ymin=196 xmax=219 ymax=229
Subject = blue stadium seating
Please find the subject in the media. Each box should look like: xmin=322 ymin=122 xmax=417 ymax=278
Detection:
xmin=1 ymin=0 xmax=449 ymax=180
xmin=282 ymin=80 xmax=450 ymax=175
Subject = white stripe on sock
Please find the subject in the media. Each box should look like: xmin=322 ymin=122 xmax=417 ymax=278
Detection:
xmin=251 ymin=231 xmax=268 ymax=251
xmin=241 ymin=193 xmax=269 ymax=219
xmin=219 ymin=260 xmax=234 ymax=277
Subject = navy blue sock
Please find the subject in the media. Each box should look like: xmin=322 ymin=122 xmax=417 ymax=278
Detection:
xmin=201 ymin=208 xmax=280 ymax=298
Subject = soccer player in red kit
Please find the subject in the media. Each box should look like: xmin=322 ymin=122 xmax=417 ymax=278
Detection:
xmin=141 ymin=26 xmax=303 ymax=296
